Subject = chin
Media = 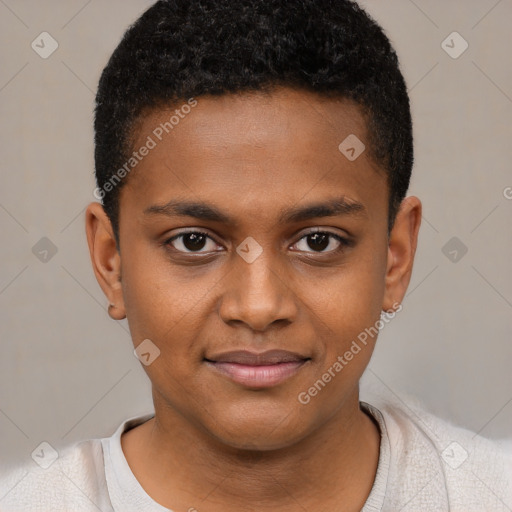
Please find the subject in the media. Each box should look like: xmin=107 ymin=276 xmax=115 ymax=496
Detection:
xmin=203 ymin=404 xmax=313 ymax=452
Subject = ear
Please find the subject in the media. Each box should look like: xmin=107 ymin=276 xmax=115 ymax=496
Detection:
xmin=382 ymin=196 xmax=422 ymax=312
xmin=85 ymin=202 xmax=126 ymax=320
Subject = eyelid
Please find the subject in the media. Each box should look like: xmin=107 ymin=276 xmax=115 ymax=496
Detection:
xmin=292 ymin=226 xmax=351 ymax=242
xmin=167 ymin=227 xmax=215 ymax=238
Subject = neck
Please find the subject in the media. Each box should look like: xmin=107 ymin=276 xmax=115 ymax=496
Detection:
xmin=121 ymin=391 xmax=380 ymax=512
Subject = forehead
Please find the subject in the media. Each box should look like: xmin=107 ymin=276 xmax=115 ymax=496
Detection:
xmin=121 ymin=88 xmax=387 ymax=226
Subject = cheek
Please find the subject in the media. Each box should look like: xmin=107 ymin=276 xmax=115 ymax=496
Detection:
xmin=120 ymin=245 xmax=184 ymax=339
xmin=305 ymin=246 xmax=387 ymax=357
xmin=296 ymin=261 xmax=386 ymax=409
xmin=120 ymin=243 xmax=221 ymax=355
xmin=120 ymin=252 xmax=210 ymax=394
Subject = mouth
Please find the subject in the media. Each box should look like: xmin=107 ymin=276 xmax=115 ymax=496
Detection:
xmin=204 ymin=349 xmax=311 ymax=389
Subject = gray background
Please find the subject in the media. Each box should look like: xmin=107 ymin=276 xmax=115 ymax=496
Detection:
xmin=0 ymin=0 xmax=511 ymax=468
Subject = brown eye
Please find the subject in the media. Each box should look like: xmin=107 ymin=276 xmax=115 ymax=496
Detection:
xmin=167 ymin=232 xmax=220 ymax=253
xmin=306 ymin=232 xmax=330 ymax=251
xmin=291 ymin=231 xmax=348 ymax=254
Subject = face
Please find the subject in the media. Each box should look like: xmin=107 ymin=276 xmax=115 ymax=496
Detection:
xmin=87 ymin=87 xmax=420 ymax=451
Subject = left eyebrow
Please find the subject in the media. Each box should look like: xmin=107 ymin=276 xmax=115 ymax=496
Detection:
xmin=279 ymin=196 xmax=367 ymax=223
xmin=143 ymin=195 xmax=367 ymax=224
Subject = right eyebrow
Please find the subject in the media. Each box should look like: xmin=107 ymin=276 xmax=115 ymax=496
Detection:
xmin=144 ymin=200 xmax=232 ymax=224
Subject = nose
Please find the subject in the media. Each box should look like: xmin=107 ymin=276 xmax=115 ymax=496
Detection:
xmin=218 ymin=249 xmax=298 ymax=332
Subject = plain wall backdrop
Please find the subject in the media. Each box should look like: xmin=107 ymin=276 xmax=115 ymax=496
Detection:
xmin=0 ymin=0 xmax=511 ymax=468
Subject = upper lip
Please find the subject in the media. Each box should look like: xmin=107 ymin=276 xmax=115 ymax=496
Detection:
xmin=205 ymin=349 xmax=309 ymax=366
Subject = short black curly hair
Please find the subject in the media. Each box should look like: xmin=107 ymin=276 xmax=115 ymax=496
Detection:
xmin=94 ymin=0 xmax=413 ymax=240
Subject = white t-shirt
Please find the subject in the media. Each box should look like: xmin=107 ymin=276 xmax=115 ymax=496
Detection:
xmin=1 ymin=399 xmax=511 ymax=511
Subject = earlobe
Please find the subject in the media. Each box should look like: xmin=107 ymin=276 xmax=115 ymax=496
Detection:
xmin=382 ymin=196 xmax=422 ymax=312
xmin=108 ymin=302 xmax=126 ymax=321
xmin=85 ymin=202 xmax=126 ymax=320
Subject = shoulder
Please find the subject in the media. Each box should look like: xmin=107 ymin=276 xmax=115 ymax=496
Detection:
xmin=363 ymin=397 xmax=512 ymax=511
xmin=0 ymin=438 xmax=113 ymax=512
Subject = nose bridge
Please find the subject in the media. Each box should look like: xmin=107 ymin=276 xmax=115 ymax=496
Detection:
xmin=219 ymin=244 xmax=297 ymax=331
xmin=239 ymin=249 xmax=281 ymax=297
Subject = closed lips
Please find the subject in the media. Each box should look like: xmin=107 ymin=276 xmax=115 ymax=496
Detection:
xmin=204 ymin=349 xmax=311 ymax=388
xmin=204 ymin=349 xmax=310 ymax=365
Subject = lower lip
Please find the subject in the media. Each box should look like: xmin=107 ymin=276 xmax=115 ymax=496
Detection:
xmin=206 ymin=361 xmax=307 ymax=388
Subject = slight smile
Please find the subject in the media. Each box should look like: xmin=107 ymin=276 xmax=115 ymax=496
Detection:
xmin=204 ymin=349 xmax=311 ymax=388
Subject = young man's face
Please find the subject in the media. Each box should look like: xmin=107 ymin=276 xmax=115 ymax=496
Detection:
xmin=87 ymin=88 xmax=420 ymax=450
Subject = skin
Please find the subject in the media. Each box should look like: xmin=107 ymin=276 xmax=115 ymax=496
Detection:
xmin=86 ymin=87 xmax=421 ymax=511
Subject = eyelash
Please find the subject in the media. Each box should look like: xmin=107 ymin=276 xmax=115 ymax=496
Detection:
xmin=164 ymin=229 xmax=351 ymax=256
